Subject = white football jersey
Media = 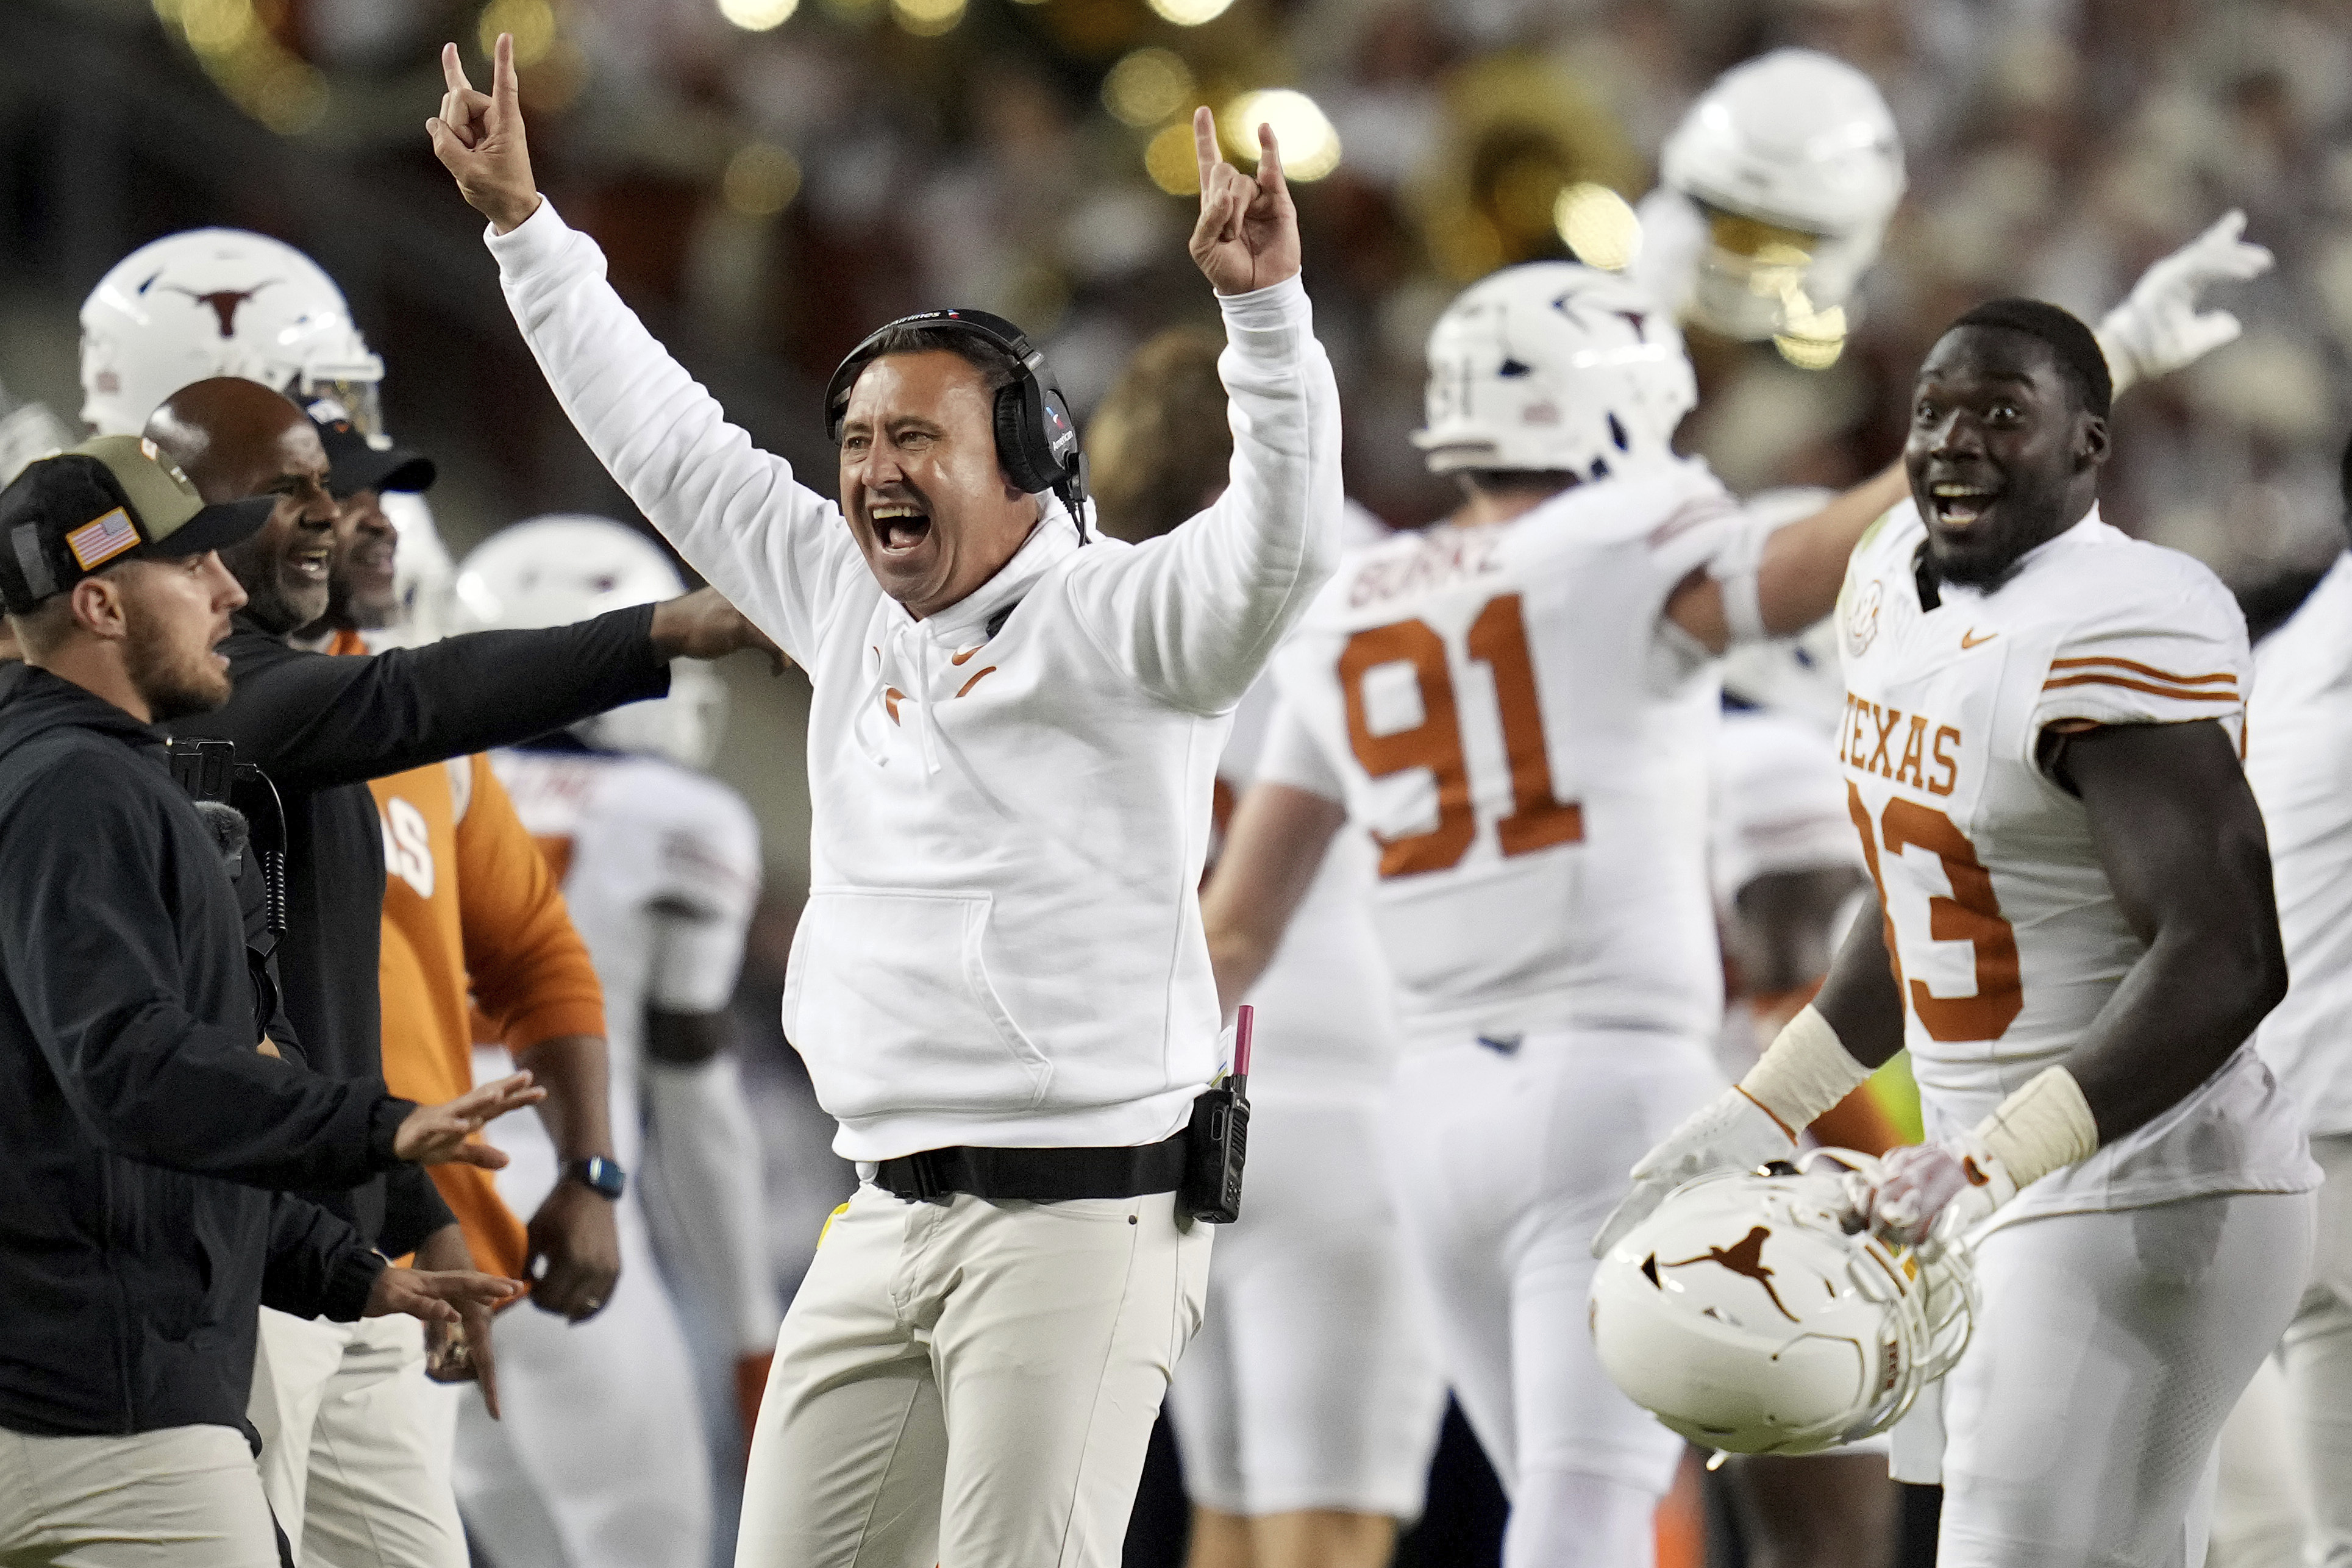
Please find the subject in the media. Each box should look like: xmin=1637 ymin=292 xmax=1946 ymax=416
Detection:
xmin=1709 ymin=705 xmax=1863 ymax=916
xmin=1220 ymin=508 xmax=1404 ymax=1094
xmin=2247 ymin=552 xmax=2352 ymax=1136
xmin=486 ymin=743 xmax=763 ymax=1163
xmin=1836 ymin=504 xmax=2313 ymax=1224
xmin=1259 ymin=458 xmax=1742 ymax=1043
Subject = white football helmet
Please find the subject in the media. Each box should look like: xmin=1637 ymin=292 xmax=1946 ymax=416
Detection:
xmin=1414 ymin=262 xmax=1697 ymax=479
xmin=79 ymin=229 xmax=385 ymax=438
xmin=452 ymin=516 xmax=725 ymax=772
xmin=1635 ymin=49 xmax=1905 ymax=351
xmin=1589 ymin=1151 xmax=1975 ymax=1456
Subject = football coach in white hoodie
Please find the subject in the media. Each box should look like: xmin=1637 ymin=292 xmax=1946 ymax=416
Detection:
xmin=429 ymin=34 xmax=1338 ymax=1567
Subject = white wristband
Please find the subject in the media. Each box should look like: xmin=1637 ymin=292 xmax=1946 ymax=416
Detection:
xmin=1737 ymin=1004 xmax=1875 ymax=1141
xmin=1971 ymin=1066 xmax=2100 ymax=1194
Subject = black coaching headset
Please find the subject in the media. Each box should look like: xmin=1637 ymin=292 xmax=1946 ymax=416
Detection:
xmin=824 ymin=308 xmax=1091 ymax=544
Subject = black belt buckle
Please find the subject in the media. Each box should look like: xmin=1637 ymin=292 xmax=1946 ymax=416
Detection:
xmin=902 ymin=1148 xmax=948 ymax=1202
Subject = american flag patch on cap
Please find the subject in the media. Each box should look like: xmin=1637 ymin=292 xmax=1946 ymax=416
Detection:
xmin=65 ymin=507 xmax=140 ymax=570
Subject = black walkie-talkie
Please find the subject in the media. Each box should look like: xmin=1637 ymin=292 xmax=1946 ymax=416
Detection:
xmin=166 ymin=738 xmax=288 ymax=938
xmin=1181 ymin=1003 xmax=1253 ymax=1224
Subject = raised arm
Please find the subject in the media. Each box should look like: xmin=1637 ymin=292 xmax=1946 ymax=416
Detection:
xmin=431 ymin=35 xmax=852 ymax=662
xmin=1079 ymin=110 xmax=1341 ymax=712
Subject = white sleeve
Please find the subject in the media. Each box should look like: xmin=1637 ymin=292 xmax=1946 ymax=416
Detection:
xmin=1253 ymin=691 xmax=1347 ymax=804
xmin=1070 ymin=276 xmax=1343 ymax=714
xmin=641 ymin=1055 xmax=782 ymax=1355
xmin=2032 ymin=556 xmax=2251 ymax=750
xmin=646 ymin=788 xmax=763 ymax=1014
xmin=485 ymin=202 xmax=858 ymax=666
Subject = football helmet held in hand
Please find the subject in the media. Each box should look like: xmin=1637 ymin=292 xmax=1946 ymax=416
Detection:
xmin=1590 ymin=1150 xmax=1975 ymax=1456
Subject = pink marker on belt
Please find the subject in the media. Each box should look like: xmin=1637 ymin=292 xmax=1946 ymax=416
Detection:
xmin=1232 ymin=1003 xmax=1253 ymax=1097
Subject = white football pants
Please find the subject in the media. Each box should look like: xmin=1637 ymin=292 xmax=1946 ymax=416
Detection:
xmin=2283 ymin=1131 xmax=2352 ymax=1568
xmin=248 ymin=1311 xmax=468 ymax=1568
xmin=2208 ymin=1355 xmax=2310 ymax=1568
xmin=1934 ymin=1191 xmax=2315 ymax=1568
xmin=1167 ymin=1088 xmax=1447 ymax=1519
xmin=1385 ymin=1029 xmax=1723 ymax=1568
xmin=735 ymin=1183 xmax=1210 ymax=1568
xmin=454 ymin=1097 xmax=712 ymax=1568
xmin=0 ymin=1423 xmax=279 ymax=1567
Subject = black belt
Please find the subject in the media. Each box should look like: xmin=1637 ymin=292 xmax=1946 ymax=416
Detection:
xmin=874 ymin=1133 xmax=1189 ymax=1202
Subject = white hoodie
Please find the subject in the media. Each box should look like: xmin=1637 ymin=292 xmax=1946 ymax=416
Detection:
xmin=488 ymin=204 xmax=1341 ymax=1160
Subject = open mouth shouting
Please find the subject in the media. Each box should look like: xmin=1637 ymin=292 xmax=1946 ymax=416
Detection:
xmin=1927 ymin=479 xmax=2000 ymax=530
xmin=288 ymin=540 xmax=333 ymax=584
xmin=868 ymin=499 xmax=932 ymax=555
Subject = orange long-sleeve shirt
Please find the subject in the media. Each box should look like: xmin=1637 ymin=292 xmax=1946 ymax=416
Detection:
xmin=341 ymin=636 xmax=607 ymax=1278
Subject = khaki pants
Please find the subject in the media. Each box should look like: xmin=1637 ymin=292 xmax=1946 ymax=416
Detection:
xmin=0 ymin=1422 xmax=277 ymax=1567
xmin=248 ymin=1312 xmax=466 ymax=1568
xmin=736 ymin=1183 xmax=1211 ymax=1568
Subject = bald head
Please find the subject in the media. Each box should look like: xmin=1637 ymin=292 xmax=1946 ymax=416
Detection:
xmin=145 ymin=377 xmax=338 ymax=635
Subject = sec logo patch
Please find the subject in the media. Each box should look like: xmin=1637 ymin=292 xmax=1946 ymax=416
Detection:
xmin=1846 ymin=579 xmax=1884 ymax=657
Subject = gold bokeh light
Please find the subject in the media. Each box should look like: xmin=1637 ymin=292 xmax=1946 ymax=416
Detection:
xmin=1103 ymin=49 xmax=1193 ymax=129
xmin=1552 ymin=182 xmax=1641 ymax=271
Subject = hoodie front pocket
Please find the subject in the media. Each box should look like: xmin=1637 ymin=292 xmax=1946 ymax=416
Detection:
xmin=782 ymin=887 xmax=1053 ymax=1121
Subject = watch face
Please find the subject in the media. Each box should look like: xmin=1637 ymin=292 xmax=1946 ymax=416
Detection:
xmin=577 ymin=1157 xmax=627 ymax=1199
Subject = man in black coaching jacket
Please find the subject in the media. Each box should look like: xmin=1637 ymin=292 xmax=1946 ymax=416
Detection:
xmin=0 ymin=438 xmax=534 ymax=1564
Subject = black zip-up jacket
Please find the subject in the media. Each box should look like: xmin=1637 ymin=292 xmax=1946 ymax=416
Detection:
xmin=171 ymin=607 xmax=669 ymax=1254
xmin=0 ymin=667 xmax=404 ymax=1437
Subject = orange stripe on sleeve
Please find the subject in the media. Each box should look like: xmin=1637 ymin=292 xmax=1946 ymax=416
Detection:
xmin=2045 ymin=655 xmax=2236 ymax=688
xmin=2040 ymin=672 xmax=2241 ymax=702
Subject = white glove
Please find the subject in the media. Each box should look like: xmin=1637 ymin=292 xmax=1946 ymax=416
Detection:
xmin=1591 ymin=1088 xmax=1794 ymax=1258
xmin=1851 ymin=1135 xmax=2014 ymax=1251
xmin=2095 ymin=209 xmax=2273 ymax=396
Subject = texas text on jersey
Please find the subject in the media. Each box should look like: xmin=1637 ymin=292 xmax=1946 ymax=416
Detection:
xmin=1835 ymin=501 xmax=2312 ymax=1225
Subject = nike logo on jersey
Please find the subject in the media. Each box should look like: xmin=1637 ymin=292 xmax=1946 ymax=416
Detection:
xmin=951 ymin=645 xmax=985 ymax=666
xmin=1662 ymin=1226 xmax=1798 ymax=1322
xmin=1961 ymin=629 xmax=1997 ymax=649
xmin=1839 ymin=694 xmax=1960 ymax=796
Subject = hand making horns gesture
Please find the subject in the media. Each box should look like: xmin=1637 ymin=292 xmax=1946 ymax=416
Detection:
xmin=427 ymin=32 xmax=543 ymax=235
xmin=1188 ymin=105 xmax=1301 ymax=297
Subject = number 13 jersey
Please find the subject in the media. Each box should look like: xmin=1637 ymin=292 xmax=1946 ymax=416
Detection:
xmin=1258 ymin=458 xmax=1742 ymax=1045
xmin=1836 ymin=502 xmax=2313 ymax=1227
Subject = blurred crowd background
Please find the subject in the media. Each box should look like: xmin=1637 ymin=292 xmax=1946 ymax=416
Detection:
xmin=2 ymin=0 xmax=2348 ymax=1556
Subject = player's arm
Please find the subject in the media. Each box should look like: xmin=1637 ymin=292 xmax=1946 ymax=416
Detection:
xmin=1664 ymin=464 xmax=1909 ymax=654
xmin=629 ymin=790 xmax=775 ymax=1450
xmin=2051 ymin=718 xmax=2284 ymax=1132
xmin=457 ymin=761 xmax=621 ymax=1322
xmin=429 ymin=34 xmax=843 ymax=664
xmin=1077 ymin=110 xmax=1339 ymax=715
xmin=1200 ymin=782 xmax=1345 ymax=1013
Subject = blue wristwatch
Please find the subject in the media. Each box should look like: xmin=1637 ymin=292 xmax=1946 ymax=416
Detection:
xmin=564 ymin=1155 xmax=627 ymax=1200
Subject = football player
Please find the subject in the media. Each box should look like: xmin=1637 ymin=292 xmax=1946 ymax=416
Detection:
xmin=2242 ymin=435 xmax=2352 ymax=1568
xmin=1089 ymin=329 xmax=1445 ymax=1568
xmin=448 ymin=515 xmax=777 ymax=1568
xmin=1601 ymin=301 xmax=2318 ymax=1568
